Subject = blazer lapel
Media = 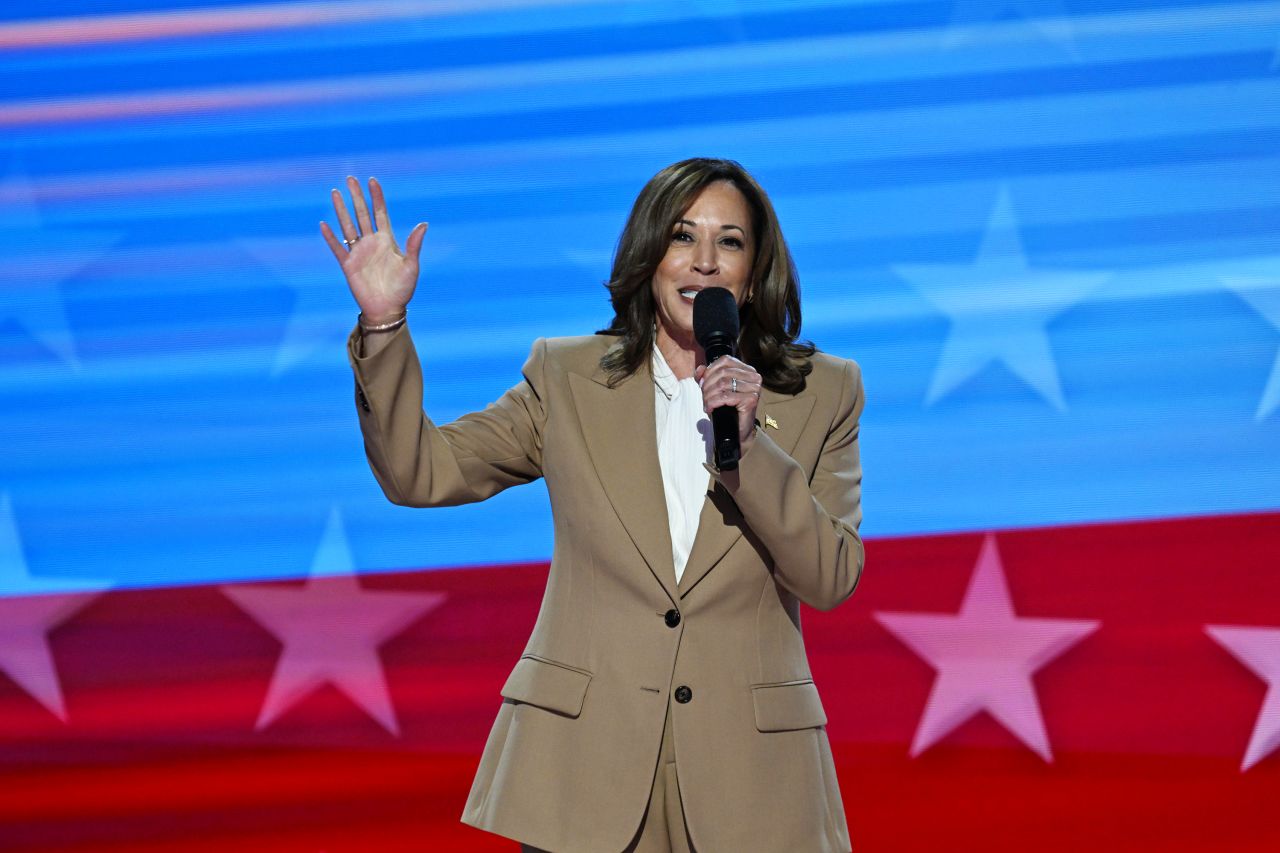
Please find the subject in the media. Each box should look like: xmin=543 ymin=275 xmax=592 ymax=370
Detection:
xmin=677 ymin=390 xmax=818 ymax=597
xmin=568 ymin=358 xmax=678 ymax=603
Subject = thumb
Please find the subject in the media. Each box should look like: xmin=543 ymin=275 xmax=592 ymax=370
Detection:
xmin=693 ymin=364 xmax=706 ymax=384
xmin=405 ymin=222 xmax=428 ymax=261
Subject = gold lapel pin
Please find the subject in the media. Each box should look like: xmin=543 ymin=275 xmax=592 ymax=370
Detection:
xmin=764 ymin=415 xmax=780 ymax=431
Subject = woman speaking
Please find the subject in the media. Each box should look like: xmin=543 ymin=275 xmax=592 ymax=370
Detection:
xmin=322 ymin=158 xmax=865 ymax=853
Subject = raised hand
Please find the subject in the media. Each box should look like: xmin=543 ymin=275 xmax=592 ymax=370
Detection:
xmin=320 ymin=176 xmax=427 ymax=324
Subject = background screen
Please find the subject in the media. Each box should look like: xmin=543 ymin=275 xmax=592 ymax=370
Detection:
xmin=3 ymin=1 xmax=1280 ymax=851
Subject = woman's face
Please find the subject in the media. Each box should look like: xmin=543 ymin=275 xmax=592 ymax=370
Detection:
xmin=651 ymin=180 xmax=754 ymax=350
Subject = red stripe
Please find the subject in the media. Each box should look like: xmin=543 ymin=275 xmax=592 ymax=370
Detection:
xmin=2 ymin=513 xmax=1278 ymax=850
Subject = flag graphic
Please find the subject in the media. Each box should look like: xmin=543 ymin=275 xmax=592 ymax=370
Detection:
xmin=3 ymin=1 xmax=1279 ymax=850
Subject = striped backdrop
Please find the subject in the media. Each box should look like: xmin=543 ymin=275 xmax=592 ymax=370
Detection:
xmin=2 ymin=1 xmax=1279 ymax=850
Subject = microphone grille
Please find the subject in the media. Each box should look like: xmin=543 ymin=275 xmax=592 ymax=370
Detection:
xmin=692 ymin=287 xmax=740 ymax=347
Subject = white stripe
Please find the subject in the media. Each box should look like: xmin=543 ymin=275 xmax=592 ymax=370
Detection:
xmin=0 ymin=0 xmax=607 ymax=50
xmin=4 ymin=73 xmax=1277 ymax=216
xmin=0 ymin=0 xmax=871 ymax=52
xmin=2 ymin=2 xmax=1276 ymax=128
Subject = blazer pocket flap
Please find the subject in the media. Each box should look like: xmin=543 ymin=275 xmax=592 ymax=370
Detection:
xmin=751 ymin=679 xmax=828 ymax=732
xmin=500 ymin=655 xmax=592 ymax=718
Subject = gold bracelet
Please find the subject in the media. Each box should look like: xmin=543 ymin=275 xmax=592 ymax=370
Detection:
xmin=358 ymin=311 xmax=406 ymax=333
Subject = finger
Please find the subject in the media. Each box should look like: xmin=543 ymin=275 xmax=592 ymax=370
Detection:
xmin=702 ymin=357 xmax=751 ymax=380
xmin=704 ymin=392 xmax=759 ymax=418
xmin=348 ymin=175 xmax=375 ymax=235
xmin=331 ymin=187 xmax=359 ymax=241
xmin=704 ymin=376 xmax=759 ymax=409
xmin=710 ymin=355 xmax=748 ymax=371
xmin=702 ymin=371 xmax=734 ymax=398
xmin=713 ymin=369 xmax=757 ymax=394
xmin=368 ymin=177 xmax=396 ymax=244
xmin=319 ymin=220 xmax=348 ymax=263
xmin=700 ymin=361 xmax=730 ymax=385
xmin=405 ymin=222 xmax=428 ymax=263
xmin=703 ymin=384 xmax=744 ymax=410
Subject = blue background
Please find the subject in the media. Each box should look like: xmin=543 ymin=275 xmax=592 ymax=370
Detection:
xmin=2 ymin=0 xmax=1279 ymax=594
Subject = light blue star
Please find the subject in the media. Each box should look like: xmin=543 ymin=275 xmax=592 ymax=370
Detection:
xmin=893 ymin=188 xmax=1111 ymax=411
xmin=0 ymin=168 xmax=117 ymax=369
xmin=241 ymin=236 xmax=351 ymax=375
xmin=1222 ymin=275 xmax=1280 ymax=421
xmin=944 ymin=0 xmax=1080 ymax=57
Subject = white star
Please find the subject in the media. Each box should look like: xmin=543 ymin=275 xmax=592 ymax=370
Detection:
xmin=240 ymin=236 xmax=351 ymax=375
xmin=893 ymin=187 xmax=1111 ymax=410
xmin=1206 ymin=624 xmax=1280 ymax=771
xmin=0 ymin=166 xmax=118 ymax=368
xmin=875 ymin=534 xmax=1099 ymax=761
xmin=221 ymin=507 xmax=446 ymax=735
xmin=944 ymin=0 xmax=1080 ymax=57
xmin=1221 ymin=275 xmax=1280 ymax=421
xmin=0 ymin=493 xmax=110 ymax=721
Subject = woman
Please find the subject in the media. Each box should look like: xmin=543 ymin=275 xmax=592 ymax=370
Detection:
xmin=321 ymin=158 xmax=864 ymax=853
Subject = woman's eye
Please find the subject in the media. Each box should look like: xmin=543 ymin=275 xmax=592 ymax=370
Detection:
xmin=721 ymin=237 xmax=743 ymax=249
xmin=672 ymin=231 xmax=693 ymax=243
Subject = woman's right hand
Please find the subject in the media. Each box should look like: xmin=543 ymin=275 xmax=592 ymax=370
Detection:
xmin=320 ymin=176 xmax=427 ymax=323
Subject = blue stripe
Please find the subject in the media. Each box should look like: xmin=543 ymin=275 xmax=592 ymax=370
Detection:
xmin=3 ymin=0 xmax=1280 ymax=593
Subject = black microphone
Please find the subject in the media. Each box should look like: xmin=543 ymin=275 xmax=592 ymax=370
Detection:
xmin=692 ymin=286 xmax=741 ymax=471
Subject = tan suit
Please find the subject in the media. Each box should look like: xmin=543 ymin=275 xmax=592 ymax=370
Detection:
xmin=348 ymin=323 xmax=864 ymax=853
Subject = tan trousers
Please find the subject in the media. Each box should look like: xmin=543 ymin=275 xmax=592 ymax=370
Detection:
xmin=520 ymin=698 xmax=696 ymax=853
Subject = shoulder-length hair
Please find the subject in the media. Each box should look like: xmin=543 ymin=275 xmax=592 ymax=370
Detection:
xmin=596 ymin=157 xmax=815 ymax=394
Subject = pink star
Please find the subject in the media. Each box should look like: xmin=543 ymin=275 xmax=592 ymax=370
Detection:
xmin=222 ymin=509 xmax=445 ymax=735
xmin=0 ymin=493 xmax=109 ymax=721
xmin=875 ymin=534 xmax=1099 ymax=761
xmin=1206 ymin=624 xmax=1280 ymax=771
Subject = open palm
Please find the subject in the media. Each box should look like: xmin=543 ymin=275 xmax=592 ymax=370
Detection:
xmin=320 ymin=176 xmax=427 ymax=323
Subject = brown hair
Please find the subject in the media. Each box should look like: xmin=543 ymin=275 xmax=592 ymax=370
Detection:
xmin=597 ymin=157 xmax=815 ymax=393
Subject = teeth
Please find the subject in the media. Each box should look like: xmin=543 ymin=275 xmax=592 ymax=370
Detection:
xmin=679 ymin=289 xmax=697 ymax=298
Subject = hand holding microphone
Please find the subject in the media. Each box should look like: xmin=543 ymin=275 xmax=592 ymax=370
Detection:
xmin=693 ymin=287 xmax=762 ymax=471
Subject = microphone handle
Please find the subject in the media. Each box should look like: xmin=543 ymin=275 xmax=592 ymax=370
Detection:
xmin=703 ymin=338 xmax=734 ymax=363
xmin=711 ymin=405 xmax=740 ymax=471
xmin=704 ymin=339 xmax=740 ymax=471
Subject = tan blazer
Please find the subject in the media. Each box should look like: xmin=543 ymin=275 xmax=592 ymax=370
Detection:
xmin=348 ymin=323 xmax=864 ymax=853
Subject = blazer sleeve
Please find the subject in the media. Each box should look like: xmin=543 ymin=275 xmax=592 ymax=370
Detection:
xmin=347 ymin=322 xmax=546 ymax=507
xmin=713 ymin=359 xmax=865 ymax=611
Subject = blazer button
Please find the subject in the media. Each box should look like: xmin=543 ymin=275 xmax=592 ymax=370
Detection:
xmin=663 ymin=609 xmax=681 ymax=628
xmin=674 ymin=685 xmax=693 ymax=704
xmin=356 ymin=386 xmax=371 ymax=413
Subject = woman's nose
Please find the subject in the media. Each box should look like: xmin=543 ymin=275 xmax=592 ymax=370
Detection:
xmin=692 ymin=243 xmax=719 ymax=274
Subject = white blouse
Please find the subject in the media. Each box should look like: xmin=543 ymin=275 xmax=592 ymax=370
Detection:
xmin=651 ymin=345 xmax=714 ymax=584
